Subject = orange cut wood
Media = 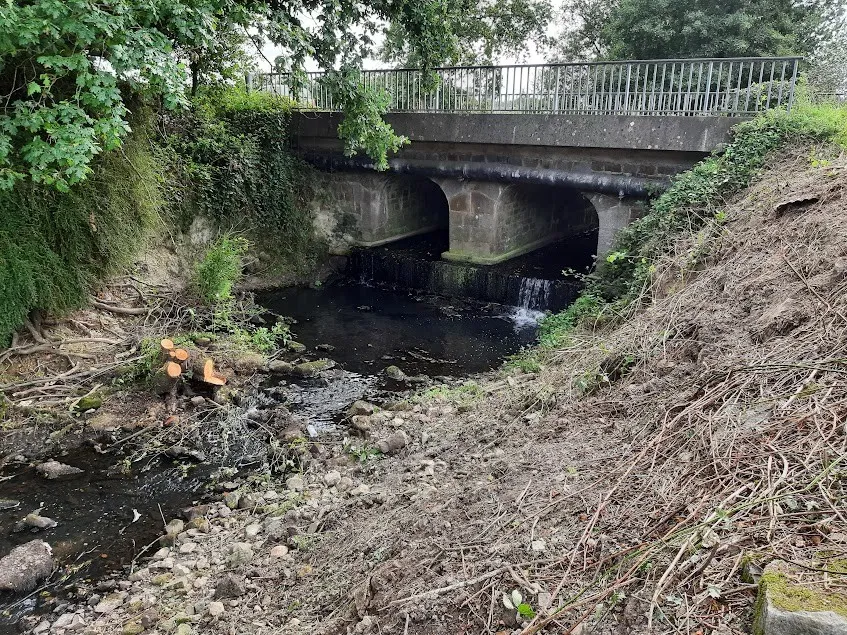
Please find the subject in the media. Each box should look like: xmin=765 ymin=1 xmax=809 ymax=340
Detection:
xmin=171 ymin=348 xmax=189 ymax=362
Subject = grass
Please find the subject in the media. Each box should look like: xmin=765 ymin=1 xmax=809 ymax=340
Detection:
xmin=192 ymin=235 xmax=250 ymax=304
xmin=528 ymin=99 xmax=847 ymax=357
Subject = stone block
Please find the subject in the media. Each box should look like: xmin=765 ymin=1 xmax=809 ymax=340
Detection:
xmin=753 ymin=561 xmax=847 ymax=635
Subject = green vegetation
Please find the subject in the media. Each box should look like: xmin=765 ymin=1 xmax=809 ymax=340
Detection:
xmin=0 ymin=120 xmax=162 ymax=345
xmin=753 ymin=570 xmax=847 ymax=635
xmin=1 ymin=0 xmax=470 ymax=191
xmin=533 ymin=101 xmax=847 ymax=355
xmin=416 ymin=381 xmax=484 ymax=407
xmin=193 ymin=236 xmax=250 ymax=304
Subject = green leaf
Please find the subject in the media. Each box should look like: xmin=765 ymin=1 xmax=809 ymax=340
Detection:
xmin=517 ymin=603 xmax=535 ymax=618
xmin=26 ymin=82 xmax=41 ymax=96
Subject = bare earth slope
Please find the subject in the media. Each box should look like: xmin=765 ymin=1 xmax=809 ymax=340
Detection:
xmin=38 ymin=148 xmax=847 ymax=635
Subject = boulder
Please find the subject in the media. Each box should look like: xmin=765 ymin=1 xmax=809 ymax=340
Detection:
xmin=753 ymin=561 xmax=847 ymax=635
xmin=214 ymin=574 xmax=246 ymax=599
xmin=292 ymin=359 xmax=335 ymax=378
xmin=35 ymin=460 xmax=83 ymax=480
xmin=287 ymin=341 xmax=307 ymax=353
xmin=376 ymin=431 xmax=408 ymax=455
xmin=384 ymin=365 xmax=406 ymax=381
xmin=346 ymin=401 xmax=377 ymax=417
xmin=0 ymin=540 xmax=53 ymax=592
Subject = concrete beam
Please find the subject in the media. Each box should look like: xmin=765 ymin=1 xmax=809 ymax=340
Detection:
xmin=292 ymin=112 xmax=743 ymax=153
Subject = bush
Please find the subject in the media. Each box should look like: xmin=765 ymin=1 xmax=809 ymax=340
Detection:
xmin=164 ymin=86 xmax=320 ymax=275
xmin=540 ymin=100 xmax=847 ymax=342
xmin=193 ymin=236 xmax=250 ymax=304
xmin=0 ymin=118 xmax=162 ymax=345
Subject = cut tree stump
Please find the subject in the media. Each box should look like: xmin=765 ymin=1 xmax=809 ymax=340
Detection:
xmin=192 ymin=358 xmax=227 ymax=387
xmin=153 ymin=361 xmax=182 ymax=395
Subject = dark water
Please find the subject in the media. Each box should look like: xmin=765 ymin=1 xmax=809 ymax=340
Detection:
xmin=0 ymin=451 xmax=210 ymax=628
xmin=0 ymin=282 xmax=540 ymax=630
xmin=259 ymin=283 xmax=539 ymax=377
xmin=348 ymin=231 xmax=595 ymax=311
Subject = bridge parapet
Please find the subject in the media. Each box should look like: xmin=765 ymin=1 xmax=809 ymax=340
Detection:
xmin=254 ymin=57 xmax=800 ymax=117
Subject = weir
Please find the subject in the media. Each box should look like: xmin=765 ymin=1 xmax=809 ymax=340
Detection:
xmin=347 ymin=231 xmax=595 ymax=311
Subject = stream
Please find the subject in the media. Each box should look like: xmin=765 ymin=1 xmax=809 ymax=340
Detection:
xmin=0 ymin=279 xmax=546 ymax=631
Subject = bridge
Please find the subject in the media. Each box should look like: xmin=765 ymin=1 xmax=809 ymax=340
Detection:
xmin=253 ymin=57 xmax=800 ymax=264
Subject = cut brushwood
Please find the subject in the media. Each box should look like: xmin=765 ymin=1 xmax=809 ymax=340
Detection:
xmin=153 ymin=361 xmax=182 ymax=395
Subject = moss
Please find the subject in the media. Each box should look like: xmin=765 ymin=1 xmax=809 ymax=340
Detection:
xmin=292 ymin=359 xmax=334 ymax=377
xmin=74 ymin=395 xmax=103 ymax=411
xmin=754 ymin=570 xmax=847 ymax=634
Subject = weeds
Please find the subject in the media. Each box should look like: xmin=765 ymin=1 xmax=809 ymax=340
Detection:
xmin=193 ymin=235 xmax=249 ymax=304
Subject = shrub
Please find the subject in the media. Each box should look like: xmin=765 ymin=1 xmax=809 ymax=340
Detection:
xmin=0 ymin=117 xmax=162 ymax=345
xmin=193 ymin=236 xmax=249 ymax=304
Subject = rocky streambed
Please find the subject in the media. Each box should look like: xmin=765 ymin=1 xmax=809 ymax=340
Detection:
xmin=0 ymin=282 xmax=540 ymax=632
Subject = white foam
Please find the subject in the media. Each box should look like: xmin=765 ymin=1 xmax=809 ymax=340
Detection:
xmin=507 ymin=307 xmax=545 ymax=330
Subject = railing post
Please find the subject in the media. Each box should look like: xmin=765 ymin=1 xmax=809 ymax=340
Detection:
xmin=553 ymin=66 xmax=561 ymax=114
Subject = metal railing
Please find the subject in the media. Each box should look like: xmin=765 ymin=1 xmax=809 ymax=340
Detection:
xmin=252 ymin=57 xmax=801 ymax=116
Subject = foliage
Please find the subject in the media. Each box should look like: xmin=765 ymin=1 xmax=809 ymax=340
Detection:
xmin=331 ymin=70 xmax=410 ymax=171
xmin=0 ymin=0 xmax=469 ymax=190
xmin=539 ymin=101 xmax=847 ymax=342
xmin=550 ymin=0 xmax=615 ymax=60
xmin=416 ymin=381 xmax=483 ymax=407
xmin=165 ymin=86 xmax=320 ymax=272
xmin=0 ymin=119 xmax=162 ymax=345
xmin=242 ymin=322 xmax=291 ymax=354
xmin=380 ymin=0 xmax=552 ymax=65
xmin=802 ymin=0 xmax=847 ymax=94
xmin=193 ymin=235 xmax=249 ymax=304
xmin=601 ymin=0 xmax=813 ymax=59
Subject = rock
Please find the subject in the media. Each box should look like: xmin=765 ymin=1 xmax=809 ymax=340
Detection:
xmin=315 ymin=343 xmax=336 ymax=352
xmin=150 ymin=547 xmax=170 ymax=560
xmin=376 ymin=430 xmax=408 ymax=455
xmin=233 ymin=352 xmax=268 ymax=373
xmin=323 ymin=470 xmax=342 ymax=487
xmin=531 ymin=539 xmax=547 ymax=552
xmin=187 ymin=517 xmax=210 ymax=533
xmin=292 ymin=359 xmax=335 ymax=378
xmin=222 ymin=492 xmax=240 ymax=509
xmin=286 ymin=475 xmax=305 ymax=492
xmin=337 ymin=477 xmax=354 ymax=492
xmin=350 ymin=415 xmax=372 ymax=433
xmin=94 ymin=592 xmax=126 ymax=614
xmin=270 ymin=545 xmax=289 ymax=558
xmin=347 ymin=400 xmax=377 ymax=417
xmin=208 ymin=601 xmax=225 ymax=617
xmin=74 ymin=395 xmax=103 ymax=411
xmin=52 ymin=613 xmax=82 ymax=631
xmin=173 ymin=564 xmax=192 ymax=576
xmin=268 ymin=360 xmax=295 ymax=374
xmin=35 ymin=460 xmax=82 ymax=480
xmin=0 ymin=540 xmax=53 ymax=592
xmin=179 ymin=542 xmax=197 ymax=554
xmin=175 ymin=624 xmax=192 ymax=635
xmin=279 ymin=425 xmax=305 ymax=443
xmin=190 ymin=396 xmax=206 ymax=407
xmin=384 ymin=365 xmax=406 ymax=381
xmin=166 ymin=519 xmax=185 ymax=535
xmin=150 ymin=557 xmax=174 ymax=570
xmin=350 ymin=484 xmax=370 ymax=496
xmin=287 ymin=341 xmax=307 ymax=353
xmin=244 ymin=524 xmax=261 ymax=538
xmin=17 ymin=513 xmax=57 ymax=532
xmin=754 ymin=561 xmax=847 ymax=635
xmin=214 ymin=574 xmax=246 ymax=599
xmin=228 ymin=542 xmax=254 ymax=566
xmin=218 ymin=505 xmax=232 ymax=518
xmin=264 ymin=520 xmax=286 ymax=540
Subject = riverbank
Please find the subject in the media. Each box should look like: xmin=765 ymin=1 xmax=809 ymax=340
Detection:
xmin=10 ymin=145 xmax=847 ymax=635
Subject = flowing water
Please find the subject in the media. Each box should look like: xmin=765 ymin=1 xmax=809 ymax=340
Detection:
xmin=0 ymin=279 xmax=549 ymax=630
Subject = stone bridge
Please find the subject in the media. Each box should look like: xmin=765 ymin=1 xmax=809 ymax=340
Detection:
xmin=259 ymin=58 xmax=799 ymax=264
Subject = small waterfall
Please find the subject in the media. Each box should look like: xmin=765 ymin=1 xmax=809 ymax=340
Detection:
xmin=349 ymin=247 xmax=581 ymax=312
xmin=517 ymin=277 xmax=552 ymax=310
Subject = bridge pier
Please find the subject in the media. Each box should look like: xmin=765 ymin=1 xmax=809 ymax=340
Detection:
xmin=434 ymin=179 xmax=595 ymax=265
xmin=585 ymin=193 xmax=643 ymax=258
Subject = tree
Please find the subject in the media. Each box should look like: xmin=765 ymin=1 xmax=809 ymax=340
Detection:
xmin=0 ymin=0 xmax=459 ymax=191
xmin=549 ymin=0 xmax=615 ymax=60
xmin=802 ymin=0 xmax=847 ymax=93
xmin=378 ymin=0 xmax=552 ymax=66
xmin=600 ymin=0 xmax=813 ymax=60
